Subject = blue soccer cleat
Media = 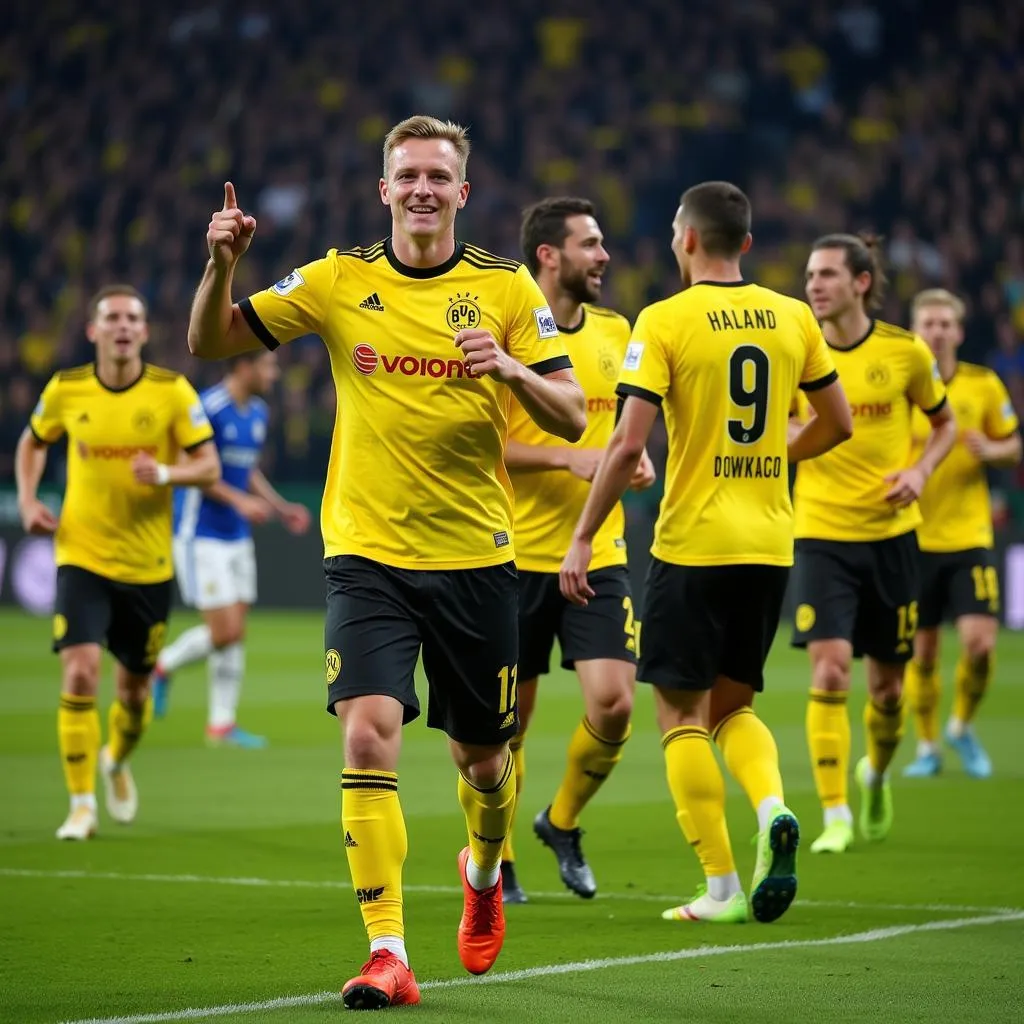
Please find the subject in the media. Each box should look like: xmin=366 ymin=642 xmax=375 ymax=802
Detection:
xmin=944 ymin=724 xmax=992 ymax=779
xmin=902 ymin=750 xmax=942 ymax=778
xmin=206 ymin=725 xmax=269 ymax=749
xmin=151 ymin=665 xmax=171 ymax=719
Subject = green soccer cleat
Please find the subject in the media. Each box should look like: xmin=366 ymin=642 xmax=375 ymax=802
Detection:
xmin=809 ymin=819 xmax=854 ymax=854
xmin=855 ymin=755 xmax=893 ymax=842
xmin=750 ymin=805 xmax=799 ymax=923
xmin=661 ymin=886 xmax=749 ymax=923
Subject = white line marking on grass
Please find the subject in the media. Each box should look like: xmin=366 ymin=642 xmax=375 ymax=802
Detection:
xmin=3 ymin=867 xmax=1020 ymax=917
xmin=56 ymin=911 xmax=1024 ymax=1024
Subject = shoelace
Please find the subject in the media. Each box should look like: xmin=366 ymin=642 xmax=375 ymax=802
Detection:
xmin=565 ymin=827 xmax=586 ymax=867
xmin=466 ymin=884 xmax=502 ymax=932
xmin=361 ymin=950 xmax=399 ymax=974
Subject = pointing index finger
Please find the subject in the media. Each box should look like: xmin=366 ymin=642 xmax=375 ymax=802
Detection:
xmin=223 ymin=181 xmax=238 ymax=211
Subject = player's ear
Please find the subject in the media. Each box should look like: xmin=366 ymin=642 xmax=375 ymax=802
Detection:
xmin=683 ymin=225 xmax=699 ymax=254
xmin=457 ymin=180 xmax=470 ymax=208
xmin=740 ymin=233 xmax=753 ymax=255
xmin=378 ymin=178 xmax=389 ymax=207
xmin=85 ymin=321 xmax=97 ymax=346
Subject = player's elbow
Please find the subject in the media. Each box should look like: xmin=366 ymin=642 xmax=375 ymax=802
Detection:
xmin=196 ymin=453 xmax=221 ymax=487
xmin=834 ymin=414 xmax=854 ymax=444
xmin=564 ymin=408 xmax=587 ymax=444
xmin=187 ymin=327 xmax=216 ymax=360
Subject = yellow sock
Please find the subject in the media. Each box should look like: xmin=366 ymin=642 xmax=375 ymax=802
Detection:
xmin=864 ymin=698 xmax=905 ymax=776
xmin=341 ymin=769 xmax=407 ymax=942
xmin=107 ymin=698 xmax=153 ymax=765
xmin=549 ymin=717 xmax=630 ymax=830
xmin=58 ymin=694 xmax=101 ymax=796
xmin=459 ymin=751 xmax=516 ymax=874
xmin=953 ymin=653 xmax=992 ymax=726
xmin=806 ymin=689 xmax=850 ymax=809
xmin=501 ymin=735 xmax=526 ymax=862
xmin=713 ymin=706 xmax=784 ymax=810
xmin=662 ymin=726 xmax=735 ymax=877
xmin=904 ymin=660 xmax=940 ymax=743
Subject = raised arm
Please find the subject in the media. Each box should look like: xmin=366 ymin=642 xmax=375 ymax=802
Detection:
xmin=188 ymin=182 xmax=263 ymax=360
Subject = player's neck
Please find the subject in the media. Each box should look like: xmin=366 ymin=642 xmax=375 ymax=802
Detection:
xmin=822 ymin=307 xmax=872 ymax=349
xmin=938 ymin=352 xmax=958 ymax=383
xmin=95 ymin=356 xmax=143 ymax=391
xmin=225 ymin=375 xmax=250 ymax=407
xmin=687 ymin=255 xmax=743 ymax=286
xmin=542 ymin=285 xmax=583 ymax=331
xmin=390 ymin=230 xmax=456 ymax=269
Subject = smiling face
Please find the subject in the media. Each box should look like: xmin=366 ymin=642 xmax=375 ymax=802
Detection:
xmin=552 ymin=214 xmax=609 ymax=304
xmin=804 ymin=247 xmax=869 ymax=323
xmin=379 ymin=137 xmax=469 ymax=245
xmin=86 ymin=294 xmax=148 ymax=367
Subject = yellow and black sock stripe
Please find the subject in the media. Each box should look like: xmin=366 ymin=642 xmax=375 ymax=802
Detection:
xmin=582 ymin=715 xmax=630 ymax=747
xmin=459 ymin=750 xmax=513 ymax=793
xmin=710 ymin=705 xmax=754 ymax=743
xmin=341 ymin=768 xmax=398 ymax=792
xmin=661 ymin=724 xmax=709 ymax=749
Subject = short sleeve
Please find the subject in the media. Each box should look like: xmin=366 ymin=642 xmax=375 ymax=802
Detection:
xmin=906 ymin=334 xmax=947 ymax=415
xmin=504 ymin=266 xmax=572 ymax=375
xmin=240 ymin=253 xmax=341 ymax=350
xmin=172 ymin=376 xmax=216 ymax=451
xmin=984 ymin=373 xmax=1019 ymax=439
xmin=616 ymin=305 xmax=670 ymax=406
xmin=799 ymin=307 xmax=838 ymax=391
xmin=29 ymin=375 xmax=66 ymax=444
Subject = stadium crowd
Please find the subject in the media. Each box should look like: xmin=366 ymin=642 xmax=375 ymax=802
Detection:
xmin=1 ymin=0 xmax=1022 ymax=495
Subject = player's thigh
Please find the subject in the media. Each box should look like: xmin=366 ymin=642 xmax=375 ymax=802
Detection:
xmin=231 ymin=538 xmax=258 ymax=606
xmin=420 ymin=562 xmax=519 ymax=745
xmin=855 ymin=531 xmax=921 ymax=664
xmin=517 ymin=571 xmax=562 ymax=680
xmin=946 ymin=548 xmax=1001 ymax=622
xmin=636 ymin=557 xmax=722 ymax=693
xmin=52 ymin=565 xmax=113 ymax=656
xmin=719 ymin=565 xmax=790 ymax=691
xmin=107 ymin=579 xmax=173 ymax=674
xmin=323 ymin=556 xmax=422 ymax=724
xmin=916 ymin=550 xmax=948 ymax=630
xmin=790 ymin=540 xmax=861 ymax=649
xmin=560 ymin=565 xmax=638 ymax=670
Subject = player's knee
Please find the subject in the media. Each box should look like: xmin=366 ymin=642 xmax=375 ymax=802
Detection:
xmin=962 ymin=632 xmax=994 ymax=665
xmin=453 ymin=744 xmax=508 ymax=788
xmin=587 ymin=686 xmax=634 ymax=736
xmin=61 ymin=650 xmax=101 ymax=696
xmin=342 ymin=715 xmax=400 ymax=769
xmin=210 ymin=620 xmax=244 ymax=648
xmin=812 ymin=657 xmax=850 ymax=693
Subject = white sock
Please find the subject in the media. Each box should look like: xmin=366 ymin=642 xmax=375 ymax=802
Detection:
xmin=71 ymin=793 xmax=97 ymax=813
xmin=824 ymin=804 xmax=853 ymax=827
xmin=756 ymin=796 xmax=784 ymax=832
xmin=706 ymin=872 xmax=742 ymax=902
xmin=208 ymin=642 xmax=244 ymax=730
xmin=369 ymin=936 xmax=409 ymax=968
xmin=466 ymin=856 xmax=500 ymax=891
xmin=158 ymin=625 xmax=213 ymax=674
xmin=917 ymin=740 xmax=939 ymax=757
xmin=946 ymin=716 xmax=966 ymax=738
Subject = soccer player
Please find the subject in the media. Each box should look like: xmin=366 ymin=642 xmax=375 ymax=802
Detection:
xmin=561 ymin=182 xmax=852 ymax=924
xmin=794 ymin=235 xmax=957 ymax=854
xmin=902 ymin=289 xmax=1021 ymax=779
xmin=187 ymin=116 xmax=586 ymax=1009
xmin=500 ymin=197 xmax=655 ymax=905
xmin=14 ymin=285 xmax=219 ymax=841
xmin=152 ymin=349 xmax=311 ymax=746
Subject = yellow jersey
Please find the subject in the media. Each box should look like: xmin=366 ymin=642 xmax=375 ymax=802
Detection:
xmin=508 ymin=304 xmax=630 ymax=573
xmin=618 ymin=281 xmax=836 ymax=567
xmin=911 ymin=362 xmax=1018 ymax=552
xmin=30 ymin=364 xmax=213 ymax=584
xmin=793 ymin=320 xmax=947 ymax=542
xmin=242 ymin=240 xmax=571 ymax=570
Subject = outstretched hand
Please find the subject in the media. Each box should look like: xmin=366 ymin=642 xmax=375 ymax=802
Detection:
xmin=207 ymin=182 xmax=257 ymax=269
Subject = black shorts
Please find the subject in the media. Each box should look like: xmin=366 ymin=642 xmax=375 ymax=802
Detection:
xmin=518 ymin=566 xmax=637 ymax=679
xmin=637 ymin=557 xmax=789 ymax=692
xmin=790 ymin=532 xmax=920 ymax=663
xmin=918 ymin=547 xmax=1000 ymax=628
xmin=323 ymin=555 xmax=519 ymax=745
xmin=53 ymin=565 xmax=172 ymax=674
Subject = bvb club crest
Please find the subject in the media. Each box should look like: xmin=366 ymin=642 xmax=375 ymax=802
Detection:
xmin=598 ymin=347 xmax=618 ymax=382
xmin=132 ymin=408 xmax=155 ymax=433
xmin=446 ymin=292 xmax=482 ymax=333
xmin=865 ymin=362 xmax=891 ymax=388
xmin=325 ymin=649 xmax=342 ymax=684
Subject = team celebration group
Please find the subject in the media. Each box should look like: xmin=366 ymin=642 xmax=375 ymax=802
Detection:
xmin=14 ymin=116 xmax=1018 ymax=1010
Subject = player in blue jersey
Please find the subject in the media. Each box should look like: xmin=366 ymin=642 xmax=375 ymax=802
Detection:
xmin=152 ymin=350 xmax=311 ymax=745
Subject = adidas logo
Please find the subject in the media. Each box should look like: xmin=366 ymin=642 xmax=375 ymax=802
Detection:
xmin=358 ymin=292 xmax=385 ymax=312
xmin=344 ymin=830 xmax=358 ymax=848
xmin=77 ymin=412 xmax=89 ymax=423
xmin=500 ymin=711 xmax=516 ymax=730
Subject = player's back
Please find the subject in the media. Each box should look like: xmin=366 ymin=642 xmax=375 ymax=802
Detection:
xmin=173 ymin=383 xmax=268 ymax=542
xmin=619 ymin=282 xmax=834 ymax=567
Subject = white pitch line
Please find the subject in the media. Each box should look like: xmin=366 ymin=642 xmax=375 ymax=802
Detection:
xmin=57 ymin=911 xmax=1024 ymax=1024
xmin=2 ymin=867 xmax=1019 ymax=917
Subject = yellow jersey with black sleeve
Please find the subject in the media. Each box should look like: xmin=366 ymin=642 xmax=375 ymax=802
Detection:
xmin=29 ymin=364 xmax=213 ymax=584
xmin=241 ymin=239 xmax=572 ymax=570
xmin=911 ymin=362 xmax=1018 ymax=552
xmin=793 ymin=319 xmax=947 ymax=542
xmin=617 ymin=281 xmax=837 ymax=567
xmin=508 ymin=304 xmax=630 ymax=573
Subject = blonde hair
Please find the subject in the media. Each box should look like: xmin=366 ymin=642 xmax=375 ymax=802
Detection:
xmin=912 ymin=288 xmax=965 ymax=322
xmin=382 ymin=115 xmax=471 ymax=180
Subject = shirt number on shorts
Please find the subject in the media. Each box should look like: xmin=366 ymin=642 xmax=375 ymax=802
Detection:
xmin=728 ymin=345 xmax=770 ymax=445
xmin=497 ymin=664 xmax=518 ymax=714
xmin=971 ymin=565 xmax=999 ymax=612
xmin=145 ymin=622 xmax=167 ymax=667
xmin=896 ymin=602 xmax=918 ymax=647
xmin=623 ymin=596 xmax=638 ymax=653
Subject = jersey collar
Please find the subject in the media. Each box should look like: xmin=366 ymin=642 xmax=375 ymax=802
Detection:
xmin=384 ymin=238 xmax=466 ymax=279
xmin=825 ymin=318 xmax=875 ymax=352
xmin=93 ymin=361 xmax=146 ymax=393
xmin=689 ymin=279 xmax=748 ymax=287
xmin=558 ymin=307 xmax=587 ymax=335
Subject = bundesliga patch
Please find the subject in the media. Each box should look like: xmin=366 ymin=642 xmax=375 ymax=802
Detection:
xmin=931 ymin=361 xmax=941 ymax=380
xmin=190 ymin=402 xmax=210 ymax=427
xmin=33 ymin=398 xmax=44 ymax=418
xmin=623 ymin=342 xmax=644 ymax=371
xmin=272 ymin=269 xmax=305 ymax=296
xmin=493 ymin=530 xmax=510 ymax=548
xmin=533 ymin=305 xmax=559 ymax=339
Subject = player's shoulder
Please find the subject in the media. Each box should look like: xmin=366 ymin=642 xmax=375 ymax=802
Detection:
xmin=334 ymin=239 xmax=387 ymax=264
xmin=956 ymin=360 xmax=995 ymax=380
xmin=201 ymin=382 xmax=233 ymax=416
xmin=252 ymin=395 xmax=270 ymax=417
xmin=461 ymin=242 xmax=522 ymax=274
xmin=54 ymin=363 xmax=95 ymax=384
xmin=584 ymin=304 xmax=630 ymax=329
xmin=143 ymin=363 xmax=183 ymax=385
xmin=872 ymin=319 xmax=919 ymax=344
